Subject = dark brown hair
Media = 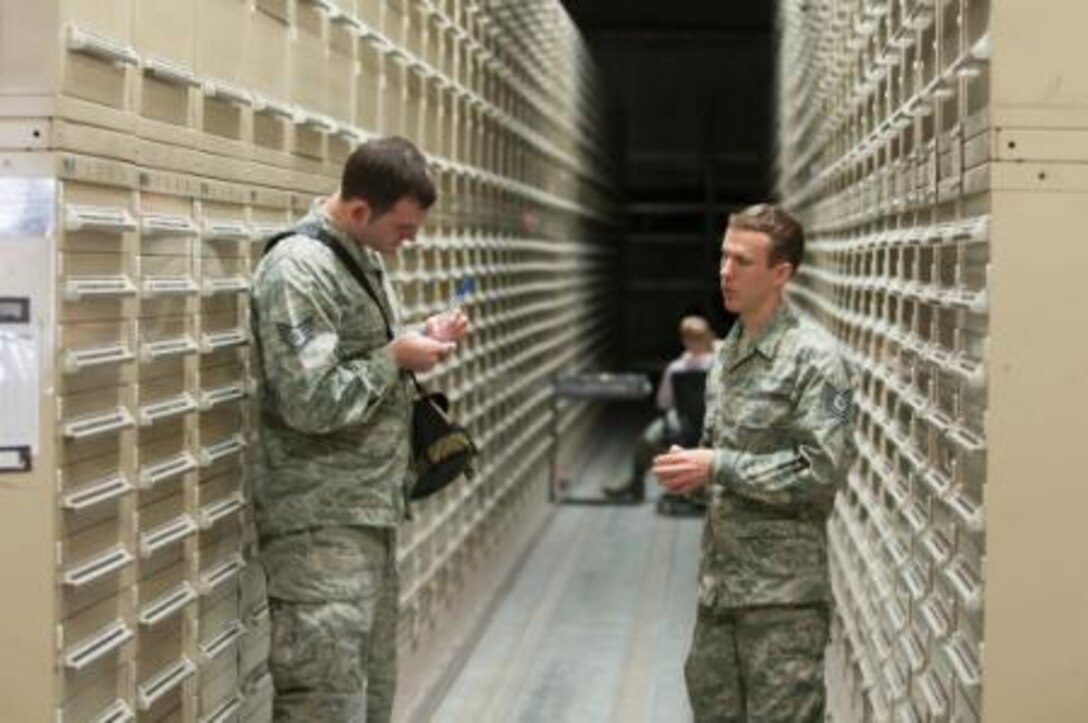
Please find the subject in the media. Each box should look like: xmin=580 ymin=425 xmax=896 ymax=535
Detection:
xmin=727 ymin=203 xmax=805 ymax=274
xmin=341 ymin=136 xmax=436 ymax=216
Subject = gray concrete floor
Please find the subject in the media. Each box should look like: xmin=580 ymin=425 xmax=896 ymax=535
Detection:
xmin=432 ymin=418 xmax=703 ymax=723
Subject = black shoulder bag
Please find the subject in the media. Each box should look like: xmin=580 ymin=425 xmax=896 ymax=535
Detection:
xmin=264 ymin=224 xmax=477 ymax=500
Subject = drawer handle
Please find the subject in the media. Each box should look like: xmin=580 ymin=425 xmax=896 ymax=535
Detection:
xmin=944 ymin=557 xmax=983 ymax=612
xmin=63 ymin=408 xmax=134 ymax=440
xmin=62 ymin=472 xmax=132 ymax=511
xmin=247 ymin=603 xmax=270 ymax=626
xmin=138 ymin=393 xmax=197 ymax=426
xmin=136 ymin=656 xmax=196 ymax=711
xmin=948 ymin=424 xmax=986 ymax=455
xmin=199 ymin=383 xmax=246 ymax=410
xmin=63 ymin=545 xmax=134 ymax=587
xmin=252 ymin=96 xmax=296 ymax=120
xmin=944 ymin=486 xmax=984 ymax=534
xmin=91 ymin=699 xmax=134 ymax=723
xmin=64 ymin=620 xmax=133 ymax=670
xmin=294 ymin=111 xmax=338 ymax=135
xmin=142 ymin=57 xmax=198 ymax=87
xmin=900 ymin=562 xmax=928 ymax=602
xmin=919 ymin=671 xmax=948 ymax=718
xmin=64 ymin=205 xmax=136 ymax=233
xmin=201 ymin=329 xmax=248 ymax=353
xmin=199 ymin=695 xmax=243 ymax=723
xmin=201 ymin=276 xmax=250 ymax=297
xmin=139 ymin=514 xmax=197 ymax=558
xmin=64 ymin=276 xmax=137 ymax=302
xmin=203 ymin=219 xmax=251 ymax=241
xmin=63 ymin=343 xmax=134 ymax=374
xmin=139 ymin=452 xmax=197 ymax=490
xmin=139 ymin=581 xmax=197 ymax=627
xmin=899 ymin=631 xmax=926 ymax=673
xmin=943 ymin=634 xmax=982 ymax=688
xmin=198 ymin=493 xmax=245 ymax=530
xmin=142 ymin=276 xmax=198 ymax=298
xmin=200 ymin=619 xmax=246 ymax=661
xmin=66 ymin=25 xmax=139 ymax=66
xmin=250 ymin=222 xmax=288 ymax=239
xmin=202 ymin=79 xmax=252 ymax=107
xmin=141 ymin=213 xmax=198 ymax=237
xmin=922 ymin=528 xmax=951 ymax=566
xmin=901 ymin=501 xmax=928 ymax=535
xmin=302 ymin=0 xmax=342 ymax=18
xmin=919 ymin=596 xmax=951 ymax=640
xmin=199 ymin=555 xmax=245 ymax=595
xmin=200 ymin=434 xmax=247 ymax=467
xmin=140 ymin=336 xmax=198 ymax=364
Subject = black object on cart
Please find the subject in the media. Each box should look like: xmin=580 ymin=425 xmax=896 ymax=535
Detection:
xmin=549 ymin=372 xmax=653 ymax=505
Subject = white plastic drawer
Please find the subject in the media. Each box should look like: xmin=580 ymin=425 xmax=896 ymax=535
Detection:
xmin=199 ymin=363 xmax=250 ymax=412
xmin=60 ymin=458 xmax=134 ymax=539
xmin=62 ymin=24 xmax=137 ymax=110
xmin=200 ymin=692 xmax=244 ymax=723
xmin=59 ymin=525 xmax=133 ymax=622
xmin=199 ymin=659 xmax=241 ymax=723
xmin=135 ymin=653 xmax=195 ymax=714
xmin=238 ymin=561 xmax=268 ymax=619
xmin=59 ymin=593 xmax=133 ymax=677
xmin=138 ymin=559 xmax=196 ymax=630
xmin=56 ymin=662 xmax=131 ymax=723
xmin=60 ymin=180 xmax=138 ymax=252
xmin=200 ymin=595 xmax=242 ymax=651
xmin=58 ymin=386 xmax=135 ymax=460
xmin=194 ymin=0 xmax=248 ymax=84
xmin=137 ymin=420 xmax=195 ymax=496
xmin=137 ymin=314 xmax=198 ymax=371
xmin=135 ymin=614 xmax=187 ymax=688
xmin=58 ymin=252 xmax=138 ymax=323
xmin=137 ymin=492 xmax=196 ymax=560
xmin=197 ymin=472 xmax=246 ymax=531
xmin=136 ymin=376 xmax=197 ymax=429
xmin=140 ymin=254 xmax=197 ymax=301
xmin=200 ymin=311 xmax=249 ymax=355
xmin=58 ymin=320 xmax=137 ymax=392
xmin=200 ymin=256 xmax=250 ymax=297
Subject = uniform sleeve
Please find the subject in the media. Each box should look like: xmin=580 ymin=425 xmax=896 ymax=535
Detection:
xmin=710 ymin=352 xmax=856 ymax=512
xmin=656 ymin=364 xmax=675 ymax=411
xmin=698 ymin=356 xmax=723 ymax=447
xmin=254 ymin=253 xmax=400 ymax=434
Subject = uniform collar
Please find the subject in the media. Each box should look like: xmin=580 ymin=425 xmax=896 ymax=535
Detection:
xmin=725 ymin=300 xmax=796 ymax=366
xmin=309 ymin=198 xmax=385 ymax=273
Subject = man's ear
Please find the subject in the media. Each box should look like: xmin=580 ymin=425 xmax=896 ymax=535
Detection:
xmin=347 ymin=198 xmax=372 ymax=227
xmin=773 ymin=261 xmax=794 ymax=287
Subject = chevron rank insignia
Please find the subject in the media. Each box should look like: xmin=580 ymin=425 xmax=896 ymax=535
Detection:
xmin=822 ymin=381 xmax=854 ymax=426
xmin=276 ymin=318 xmax=315 ymax=350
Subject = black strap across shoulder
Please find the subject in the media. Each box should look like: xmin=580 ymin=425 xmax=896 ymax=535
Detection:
xmin=265 ymin=223 xmax=395 ymax=342
xmin=264 ymin=223 xmax=425 ymax=394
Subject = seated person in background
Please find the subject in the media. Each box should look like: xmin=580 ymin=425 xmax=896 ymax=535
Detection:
xmin=604 ymin=315 xmax=717 ymax=502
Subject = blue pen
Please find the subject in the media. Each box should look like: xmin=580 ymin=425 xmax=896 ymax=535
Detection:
xmin=450 ymin=275 xmax=476 ymax=313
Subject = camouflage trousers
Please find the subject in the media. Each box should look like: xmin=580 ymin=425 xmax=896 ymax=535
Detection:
xmin=685 ymin=604 xmax=829 ymax=723
xmin=262 ymin=526 xmax=399 ymax=723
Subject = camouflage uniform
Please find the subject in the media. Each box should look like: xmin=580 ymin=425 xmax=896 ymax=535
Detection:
xmin=251 ymin=201 xmax=413 ymax=722
xmin=685 ymin=302 xmax=856 ymax=722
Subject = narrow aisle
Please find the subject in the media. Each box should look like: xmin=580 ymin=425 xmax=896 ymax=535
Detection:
xmin=433 ymin=426 xmax=703 ymax=723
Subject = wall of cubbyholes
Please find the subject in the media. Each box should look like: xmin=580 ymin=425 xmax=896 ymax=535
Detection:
xmin=778 ymin=0 xmax=1088 ymax=720
xmin=0 ymin=1 xmax=614 ymax=721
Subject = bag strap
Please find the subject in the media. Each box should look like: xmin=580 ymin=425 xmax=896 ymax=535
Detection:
xmin=265 ymin=222 xmax=426 ymax=395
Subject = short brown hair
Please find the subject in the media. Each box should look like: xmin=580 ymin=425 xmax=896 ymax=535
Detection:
xmin=341 ymin=136 xmax=436 ymax=216
xmin=727 ymin=203 xmax=805 ymax=274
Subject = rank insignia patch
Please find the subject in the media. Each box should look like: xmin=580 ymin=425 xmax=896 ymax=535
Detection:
xmin=276 ymin=318 xmax=315 ymax=350
xmin=822 ymin=381 xmax=854 ymax=426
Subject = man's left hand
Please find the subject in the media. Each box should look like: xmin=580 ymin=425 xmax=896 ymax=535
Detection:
xmin=652 ymin=447 xmax=715 ymax=494
xmin=424 ymin=309 xmax=469 ymax=343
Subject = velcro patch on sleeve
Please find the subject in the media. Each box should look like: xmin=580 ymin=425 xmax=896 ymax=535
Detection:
xmin=276 ymin=317 xmax=316 ymax=350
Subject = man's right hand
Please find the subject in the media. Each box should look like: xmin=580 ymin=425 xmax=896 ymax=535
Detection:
xmin=388 ymin=334 xmax=455 ymax=372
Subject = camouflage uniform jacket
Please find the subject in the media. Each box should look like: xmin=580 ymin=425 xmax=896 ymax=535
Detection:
xmin=699 ymin=301 xmax=856 ymax=610
xmin=251 ymin=202 xmax=413 ymax=537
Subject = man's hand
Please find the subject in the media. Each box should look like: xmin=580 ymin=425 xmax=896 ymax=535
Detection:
xmin=424 ymin=309 xmax=469 ymax=343
xmin=652 ymin=446 xmax=715 ymax=494
xmin=388 ymin=334 xmax=455 ymax=372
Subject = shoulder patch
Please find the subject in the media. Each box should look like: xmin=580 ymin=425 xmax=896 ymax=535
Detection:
xmin=822 ymin=380 xmax=854 ymax=426
xmin=276 ymin=317 xmax=316 ymax=350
